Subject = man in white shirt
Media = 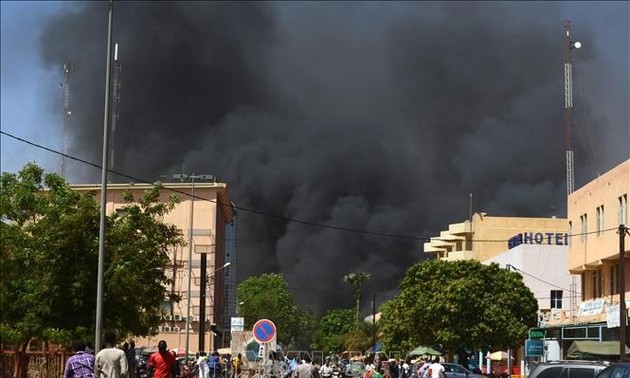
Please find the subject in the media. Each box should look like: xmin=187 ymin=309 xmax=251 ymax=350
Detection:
xmin=94 ymin=330 xmax=129 ymax=378
xmin=426 ymin=359 xmax=445 ymax=378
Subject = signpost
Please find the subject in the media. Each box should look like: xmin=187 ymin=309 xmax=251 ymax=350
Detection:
xmin=253 ymin=319 xmax=277 ymax=343
xmin=253 ymin=319 xmax=276 ymax=377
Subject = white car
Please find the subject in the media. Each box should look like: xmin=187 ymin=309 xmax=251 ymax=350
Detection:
xmin=441 ymin=363 xmax=484 ymax=378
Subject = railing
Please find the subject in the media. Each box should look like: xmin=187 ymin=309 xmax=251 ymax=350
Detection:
xmin=0 ymin=352 xmax=69 ymax=378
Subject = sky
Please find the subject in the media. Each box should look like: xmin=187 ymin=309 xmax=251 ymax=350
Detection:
xmin=1 ymin=1 xmax=628 ymax=312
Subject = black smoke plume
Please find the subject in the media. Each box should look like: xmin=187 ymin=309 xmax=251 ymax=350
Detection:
xmin=39 ymin=2 xmax=629 ymax=312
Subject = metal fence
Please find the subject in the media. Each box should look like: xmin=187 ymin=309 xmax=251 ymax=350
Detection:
xmin=0 ymin=352 xmax=69 ymax=378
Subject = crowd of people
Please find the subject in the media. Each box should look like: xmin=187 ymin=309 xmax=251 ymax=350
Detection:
xmin=62 ymin=330 xmax=182 ymax=378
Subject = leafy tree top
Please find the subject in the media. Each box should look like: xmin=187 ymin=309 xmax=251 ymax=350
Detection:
xmin=1 ymin=163 xmax=184 ymax=347
xmin=379 ymin=259 xmax=538 ymax=355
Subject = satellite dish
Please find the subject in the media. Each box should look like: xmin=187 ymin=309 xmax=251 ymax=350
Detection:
xmin=573 ymin=41 xmax=582 ymax=49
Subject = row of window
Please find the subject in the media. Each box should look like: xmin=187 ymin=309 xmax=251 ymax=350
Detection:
xmin=584 ymin=264 xmax=620 ymax=299
xmin=573 ymin=194 xmax=628 ymax=243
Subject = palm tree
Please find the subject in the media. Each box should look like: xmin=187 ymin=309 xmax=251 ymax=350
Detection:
xmin=343 ymin=271 xmax=371 ymax=329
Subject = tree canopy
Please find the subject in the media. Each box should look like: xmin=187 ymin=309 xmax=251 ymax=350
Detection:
xmin=311 ymin=308 xmax=354 ymax=353
xmin=236 ymin=273 xmax=307 ymax=347
xmin=379 ymin=259 xmax=538 ymax=356
xmin=0 ymin=163 xmax=184 ymax=347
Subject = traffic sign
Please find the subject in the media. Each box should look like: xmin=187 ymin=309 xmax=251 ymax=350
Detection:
xmin=253 ymin=318 xmax=276 ymax=343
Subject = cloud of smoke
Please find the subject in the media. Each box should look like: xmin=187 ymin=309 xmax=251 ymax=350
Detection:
xmin=39 ymin=1 xmax=629 ymax=312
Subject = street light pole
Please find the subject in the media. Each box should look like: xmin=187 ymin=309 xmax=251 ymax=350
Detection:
xmin=201 ymin=262 xmax=231 ymax=352
xmin=173 ymin=173 xmax=213 ymax=359
xmin=95 ymin=0 xmax=114 ymax=353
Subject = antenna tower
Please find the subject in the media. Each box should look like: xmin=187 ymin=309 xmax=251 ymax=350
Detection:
xmin=564 ymin=19 xmax=579 ymax=196
xmin=61 ymin=61 xmax=73 ymax=179
xmin=110 ymin=43 xmax=122 ymax=173
xmin=564 ymin=19 xmax=581 ymax=319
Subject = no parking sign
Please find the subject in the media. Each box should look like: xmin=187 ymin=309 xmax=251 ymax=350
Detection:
xmin=253 ymin=318 xmax=276 ymax=343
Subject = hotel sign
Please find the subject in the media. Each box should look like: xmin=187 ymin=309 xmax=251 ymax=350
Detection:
xmin=508 ymin=232 xmax=568 ymax=249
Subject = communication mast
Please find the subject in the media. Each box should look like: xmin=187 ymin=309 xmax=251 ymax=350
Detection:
xmin=61 ymin=61 xmax=73 ymax=179
xmin=564 ymin=20 xmax=581 ymax=196
xmin=564 ymin=20 xmax=581 ymax=319
xmin=110 ymin=43 xmax=122 ymax=172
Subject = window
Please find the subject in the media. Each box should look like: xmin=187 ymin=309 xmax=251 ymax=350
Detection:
xmin=611 ymin=264 xmax=619 ymax=295
xmin=568 ymin=221 xmax=573 ymax=246
xmin=551 ymin=290 xmax=563 ymax=309
xmin=580 ymin=214 xmax=588 ymax=242
xmin=596 ymin=205 xmax=605 ymax=236
xmin=619 ymin=194 xmax=628 ymax=226
xmin=593 ymin=270 xmax=602 ymax=298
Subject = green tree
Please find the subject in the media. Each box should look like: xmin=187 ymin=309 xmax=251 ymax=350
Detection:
xmin=236 ymin=273 xmax=305 ymax=347
xmin=0 ymin=163 xmax=184 ymax=349
xmin=343 ymin=271 xmax=371 ymax=328
xmin=379 ymin=259 xmax=537 ymax=358
xmin=311 ymin=308 xmax=354 ymax=353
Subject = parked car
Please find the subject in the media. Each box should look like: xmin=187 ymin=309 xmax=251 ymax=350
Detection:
xmin=441 ymin=363 xmax=484 ymax=378
xmin=528 ymin=360 xmax=609 ymax=378
xmin=595 ymin=362 xmax=630 ymax=378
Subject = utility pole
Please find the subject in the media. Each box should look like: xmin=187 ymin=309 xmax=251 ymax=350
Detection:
xmin=95 ymin=0 xmax=114 ymax=353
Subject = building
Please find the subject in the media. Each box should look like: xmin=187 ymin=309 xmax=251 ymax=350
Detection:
xmin=544 ymin=160 xmax=629 ymax=344
xmin=484 ymin=243 xmax=578 ymax=322
xmin=424 ymin=213 xmax=568 ymax=262
xmin=72 ymin=181 xmax=235 ymax=353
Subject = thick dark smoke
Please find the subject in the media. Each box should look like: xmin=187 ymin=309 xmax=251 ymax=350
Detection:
xmin=39 ymin=2 xmax=629 ymax=312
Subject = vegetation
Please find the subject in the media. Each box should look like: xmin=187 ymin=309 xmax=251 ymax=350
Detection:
xmin=311 ymin=308 xmax=354 ymax=353
xmin=236 ymin=273 xmax=307 ymax=347
xmin=343 ymin=271 xmax=371 ymax=328
xmin=0 ymin=163 xmax=184 ymax=348
xmin=379 ymin=259 xmax=538 ymax=359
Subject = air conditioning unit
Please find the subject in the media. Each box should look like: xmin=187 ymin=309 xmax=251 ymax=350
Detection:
xmin=173 ymin=326 xmax=181 ymax=333
xmin=165 ymin=314 xmax=173 ymax=321
xmin=174 ymin=314 xmax=182 ymax=322
xmin=163 ymin=326 xmax=171 ymax=333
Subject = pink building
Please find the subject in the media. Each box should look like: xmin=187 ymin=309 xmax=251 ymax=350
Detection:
xmin=72 ymin=181 xmax=234 ymax=353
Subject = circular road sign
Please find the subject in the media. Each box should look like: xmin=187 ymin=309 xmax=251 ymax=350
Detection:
xmin=252 ymin=318 xmax=276 ymax=343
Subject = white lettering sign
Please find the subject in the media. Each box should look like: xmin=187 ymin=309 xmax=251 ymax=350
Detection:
xmin=577 ymin=299 xmax=605 ymax=317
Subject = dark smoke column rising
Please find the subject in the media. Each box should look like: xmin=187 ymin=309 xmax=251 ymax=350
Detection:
xmin=39 ymin=2 xmax=629 ymax=312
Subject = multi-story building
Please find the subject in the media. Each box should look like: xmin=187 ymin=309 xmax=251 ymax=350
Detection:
xmin=424 ymin=213 xmax=568 ymax=262
xmin=554 ymin=159 xmax=629 ymax=336
xmin=72 ymin=181 xmax=235 ymax=353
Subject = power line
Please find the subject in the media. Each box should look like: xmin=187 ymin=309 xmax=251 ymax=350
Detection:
xmin=0 ymin=130 xmax=618 ymax=243
xmin=507 ymin=264 xmax=580 ymax=294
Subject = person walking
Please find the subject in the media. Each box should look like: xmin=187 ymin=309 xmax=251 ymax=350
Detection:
xmin=123 ymin=341 xmax=137 ymax=378
xmin=426 ymin=359 xmax=445 ymax=378
xmin=94 ymin=330 xmax=129 ymax=378
xmin=231 ymin=353 xmax=243 ymax=378
xmin=208 ymin=351 xmax=221 ymax=378
xmin=64 ymin=339 xmax=96 ymax=378
xmin=296 ymin=356 xmax=318 ymax=378
xmin=147 ymin=340 xmax=177 ymax=378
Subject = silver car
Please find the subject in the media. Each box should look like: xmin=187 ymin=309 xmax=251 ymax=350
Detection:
xmin=441 ymin=363 xmax=484 ymax=378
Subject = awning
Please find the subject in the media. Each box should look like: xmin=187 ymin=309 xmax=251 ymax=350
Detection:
xmin=408 ymin=345 xmax=444 ymax=357
xmin=567 ymin=340 xmax=630 ymax=359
